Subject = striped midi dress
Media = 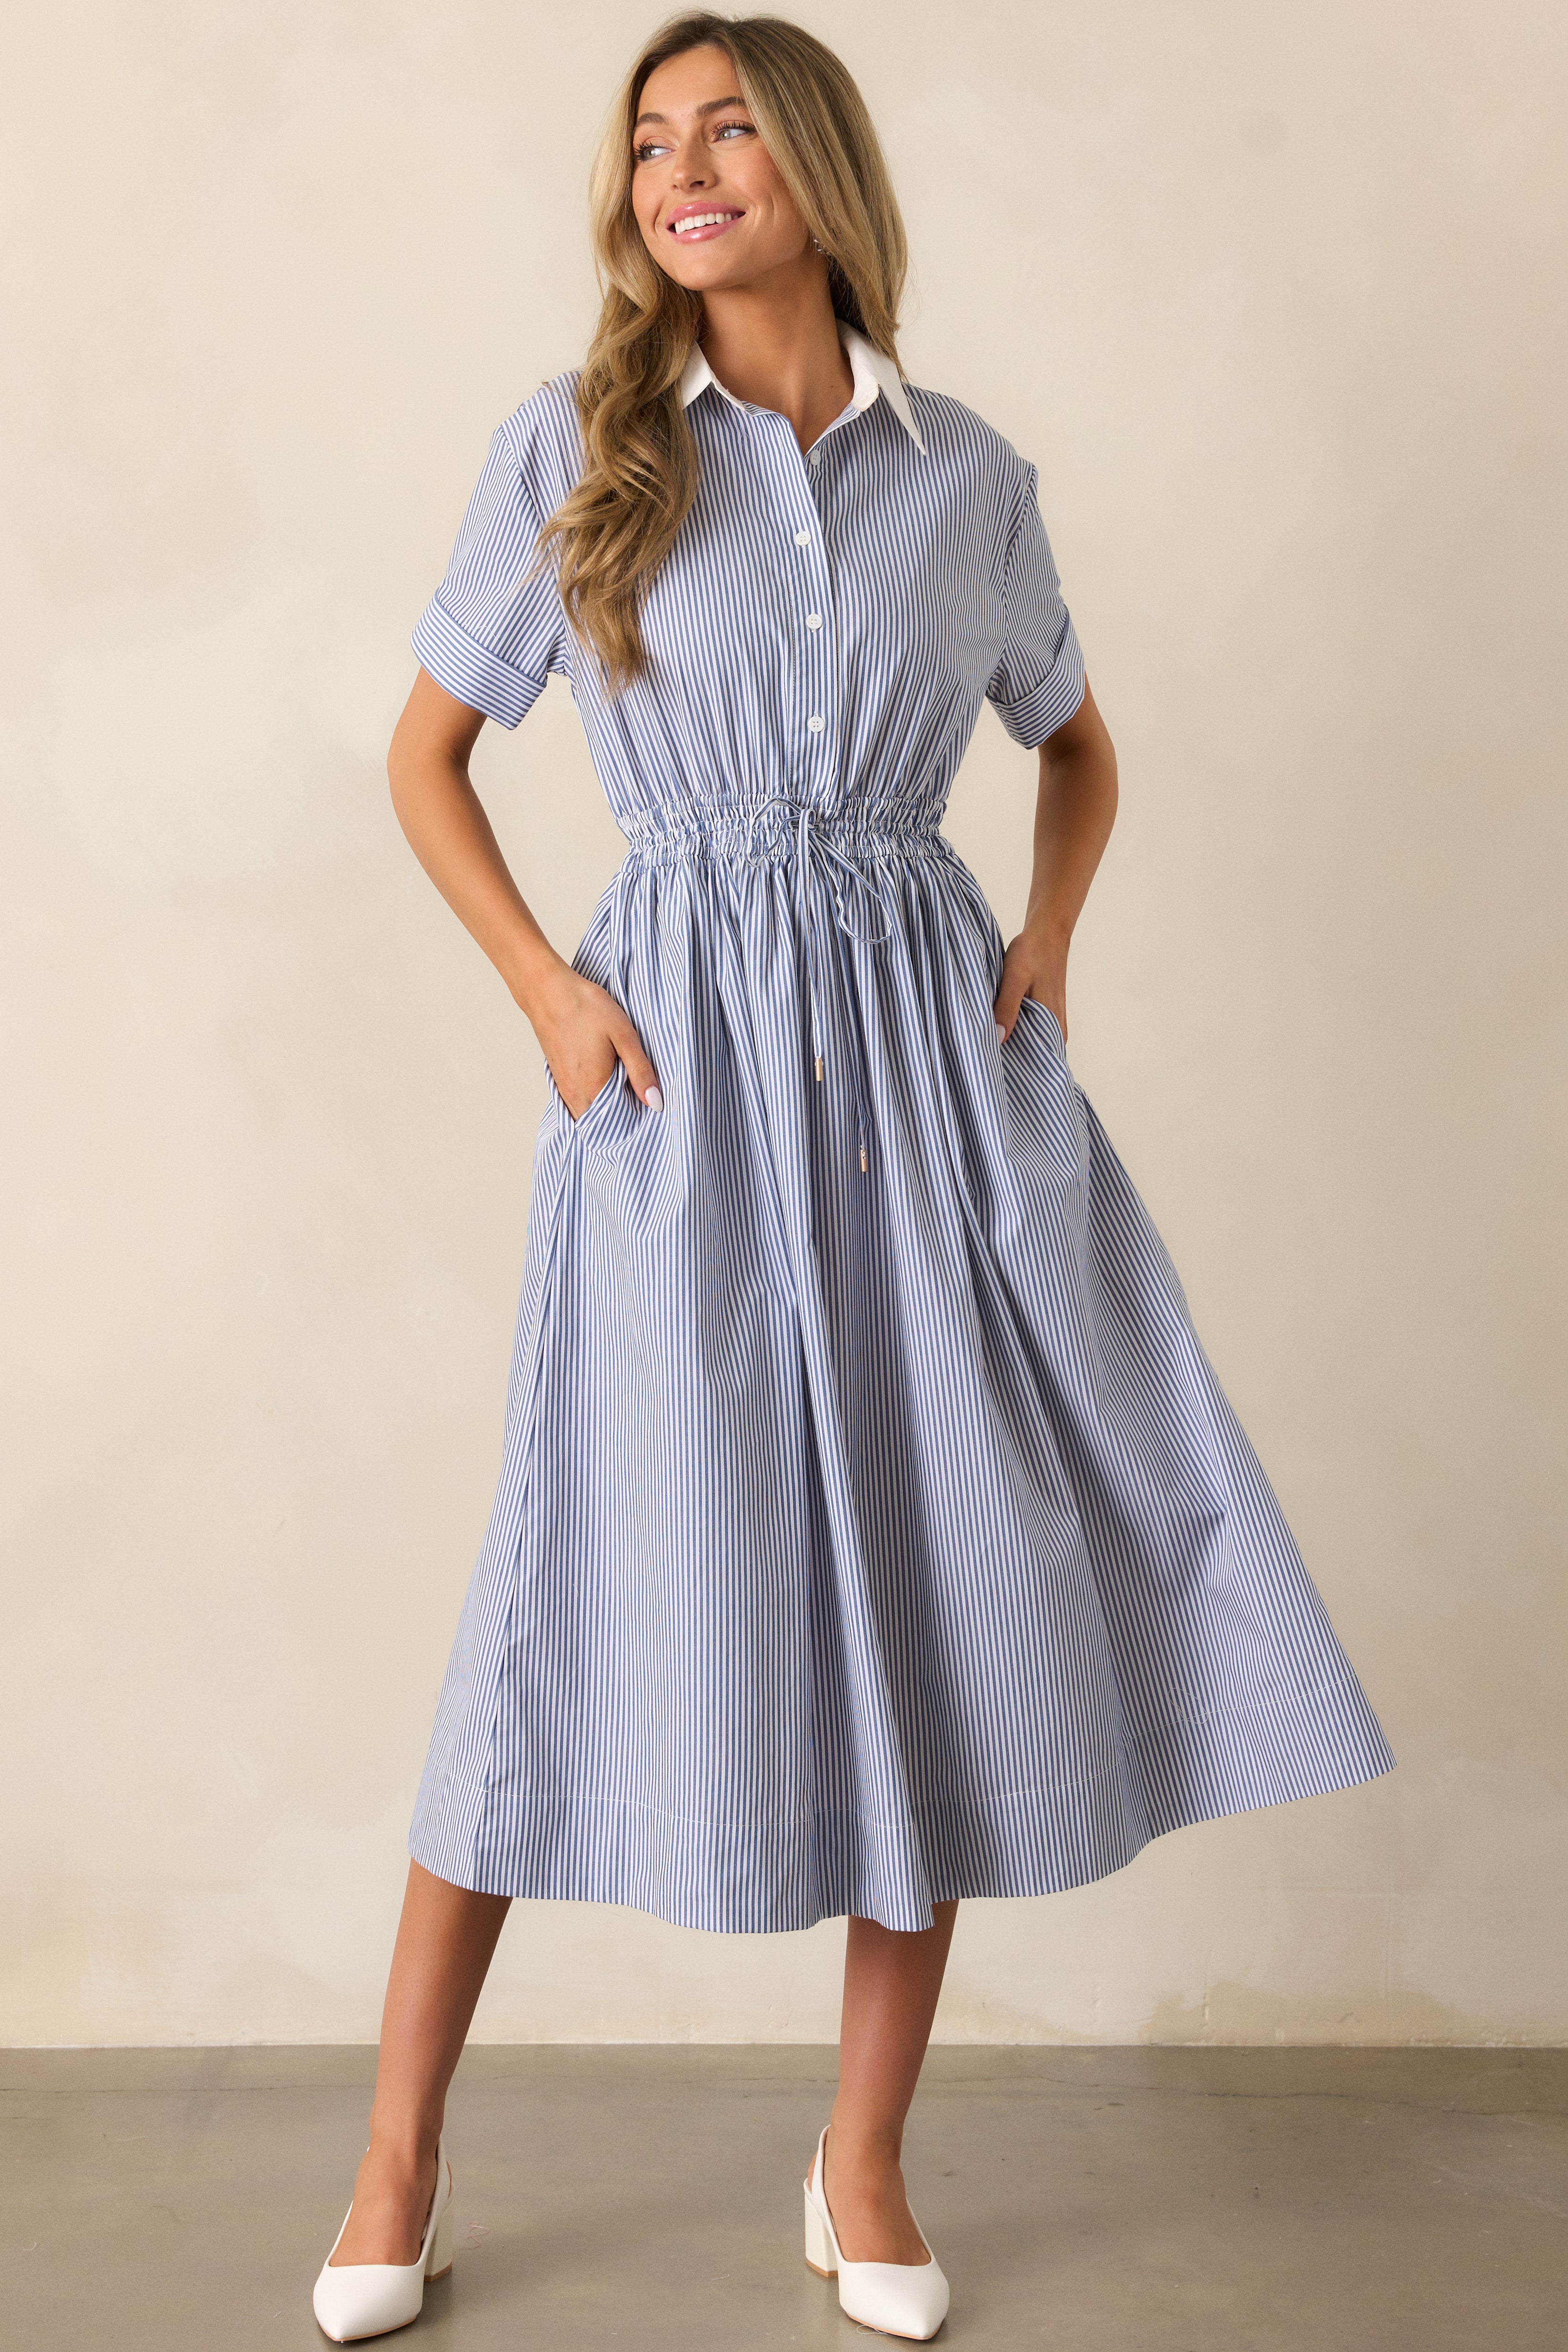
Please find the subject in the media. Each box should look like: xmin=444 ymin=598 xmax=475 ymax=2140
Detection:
xmin=404 ymin=322 xmax=1395 ymax=1933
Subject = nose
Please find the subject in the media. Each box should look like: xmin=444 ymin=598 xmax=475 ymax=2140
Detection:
xmin=671 ymin=131 xmax=712 ymax=192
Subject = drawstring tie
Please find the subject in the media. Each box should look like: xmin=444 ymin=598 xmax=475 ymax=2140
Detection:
xmin=743 ymin=796 xmax=892 ymax=1174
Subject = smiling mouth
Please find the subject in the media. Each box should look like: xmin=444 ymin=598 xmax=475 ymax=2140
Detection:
xmin=669 ymin=209 xmax=744 ymax=240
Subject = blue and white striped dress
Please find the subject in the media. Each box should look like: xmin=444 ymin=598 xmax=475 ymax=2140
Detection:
xmin=405 ymin=321 xmax=1395 ymax=1932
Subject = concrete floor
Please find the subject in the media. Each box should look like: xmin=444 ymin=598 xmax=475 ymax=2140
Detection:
xmin=4 ymin=2045 xmax=1565 ymax=2349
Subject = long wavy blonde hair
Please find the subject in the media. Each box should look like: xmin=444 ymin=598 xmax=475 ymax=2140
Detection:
xmin=535 ymin=12 xmax=909 ymax=693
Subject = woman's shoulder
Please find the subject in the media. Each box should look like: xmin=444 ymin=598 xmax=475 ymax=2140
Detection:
xmin=491 ymin=369 xmax=584 ymax=474
xmin=900 ymin=378 xmax=1044 ymax=500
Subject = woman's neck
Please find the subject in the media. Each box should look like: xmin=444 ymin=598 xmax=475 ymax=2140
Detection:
xmin=697 ymin=266 xmax=855 ymax=457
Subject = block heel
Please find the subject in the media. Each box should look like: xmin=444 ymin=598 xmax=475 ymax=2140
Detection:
xmin=425 ymin=2192 xmax=453 ymax=2283
xmin=803 ymin=2179 xmax=838 ymax=2275
xmin=311 ymin=2133 xmax=453 ymax=2343
xmin=801 ymin=2121 xmax=949 ymax=2341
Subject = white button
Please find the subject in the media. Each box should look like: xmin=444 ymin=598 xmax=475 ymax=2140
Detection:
xmin=805 ymin=613 xmax=822 ymax=630
xmin=807 ymin=715 xmax=825 ymax=733
xmin=793 ymin=528 xmax=811 ymax=546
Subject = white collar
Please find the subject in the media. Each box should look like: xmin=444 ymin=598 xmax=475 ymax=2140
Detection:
xmin=677 ymin=317 xmax=927 ymax=454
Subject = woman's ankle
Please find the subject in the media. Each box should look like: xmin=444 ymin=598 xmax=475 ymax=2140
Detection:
xmin=826 ymin=2114 xmax=905 ymax=2169
xmin=362 ymin=2115 xmax=442 ymax=2178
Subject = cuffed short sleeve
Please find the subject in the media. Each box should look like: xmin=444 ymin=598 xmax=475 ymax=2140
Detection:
xmin=985 ymin=460 xmax=1085 ymax=749
xmin=410 ymin=417 xmax=571 ymax=729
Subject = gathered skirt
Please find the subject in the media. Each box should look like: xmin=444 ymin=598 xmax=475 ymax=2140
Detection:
xmin=407 ymin=809 xmax=1395 ymax=1931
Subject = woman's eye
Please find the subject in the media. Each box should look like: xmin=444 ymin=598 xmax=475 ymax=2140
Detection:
xmin=633 ymin=119 xmax=753 ymax=164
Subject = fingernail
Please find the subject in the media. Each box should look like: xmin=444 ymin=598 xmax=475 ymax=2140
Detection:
xmin=995 ymin=1021 xmax=1007 ymax=1043
xmin=644 ymin=1084 xmax=664 ymax=1112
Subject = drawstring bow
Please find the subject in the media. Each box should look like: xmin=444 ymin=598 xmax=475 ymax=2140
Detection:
xmin=743 ymin=795 xmax=892 ymax=1173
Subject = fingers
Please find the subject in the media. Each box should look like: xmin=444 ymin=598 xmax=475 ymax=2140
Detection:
xmin=608 ymin=1016 xmax=663 ymax=1113
xmin=993 ymin=981 xmax=1020 ymax=1042
xmin=994 ymin=946 xmax=1023 ymax=1041
xmin=542 ymin=976 xmax=665 ymax=1119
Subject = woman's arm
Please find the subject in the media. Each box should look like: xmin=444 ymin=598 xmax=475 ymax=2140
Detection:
xmin=386 ymin=667 xmax=663 ymax=1117
xmin=993 ymin=677 xmax=1119 ymax=1046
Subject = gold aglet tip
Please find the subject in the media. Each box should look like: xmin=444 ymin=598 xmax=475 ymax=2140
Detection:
xmin=815 ymin=1054 xmax=824 ymax=1080
xmin=860 ymin=1145 xmax=868 ymax=1172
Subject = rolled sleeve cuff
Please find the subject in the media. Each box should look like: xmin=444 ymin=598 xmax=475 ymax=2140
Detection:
xmin=991 ymin=620 xmax=1086 ymax=749
xmin=410 ymin=594 xmax=549 ymax=731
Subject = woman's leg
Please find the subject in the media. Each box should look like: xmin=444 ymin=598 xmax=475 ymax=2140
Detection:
xmin=329 ymin=1860 xmax=512 ymax=2266
xmin=807 ymin=1899 xmax=960 ymax=2265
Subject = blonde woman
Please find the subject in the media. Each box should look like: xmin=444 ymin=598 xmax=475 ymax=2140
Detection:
xmin=312 ymin=12 xmax=1394 ymax=2342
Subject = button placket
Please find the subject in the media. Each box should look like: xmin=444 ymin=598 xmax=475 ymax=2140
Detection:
xmin=801 ymin=550 xmax=831 ymax=753
xmin=786 ymin=433 xmax=835 ymax=777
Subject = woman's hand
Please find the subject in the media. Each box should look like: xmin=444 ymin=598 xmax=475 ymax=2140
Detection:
xmin=532 ymin=962 xmax=664 ymax=1120
xmin=994 ymin=925 xmax=1070 ymax=1046
xmin=385 ymin=672 xmax=665 ymax=1119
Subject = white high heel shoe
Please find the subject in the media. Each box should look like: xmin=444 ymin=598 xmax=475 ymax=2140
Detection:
xmin=312 ymin=2135 xmax=453 ymax=2344
xmin=803 ymin=2121 xmax=950 ymax=2341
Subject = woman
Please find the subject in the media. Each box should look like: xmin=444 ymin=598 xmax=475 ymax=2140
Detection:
xmin=313 ymin=12 xmax=1395 ymax=2343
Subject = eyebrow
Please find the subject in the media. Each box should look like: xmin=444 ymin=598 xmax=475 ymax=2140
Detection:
xmin=633 ymin=95 xmax=748 ymax=131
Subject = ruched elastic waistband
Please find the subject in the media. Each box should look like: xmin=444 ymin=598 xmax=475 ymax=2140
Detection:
xmin=620 ymin=799 xmax=945 ymax=868
xmin=617 ymin=797 xmax=947 ymax=1173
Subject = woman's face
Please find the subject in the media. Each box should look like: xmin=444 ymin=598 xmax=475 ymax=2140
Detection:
xmin=630 ymin=43 xmax=815 ymax=297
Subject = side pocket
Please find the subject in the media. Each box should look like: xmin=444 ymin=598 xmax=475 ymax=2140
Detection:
xmin=547 ymin=1056 xmax=622 ymax=1134
xmin=1013 ymin=992 xmax=1065 ymax=1055
xmin=999 ymin=993 xmax=1084 ymax=1189
xmin=550 ymin=1056 xmax=648 ymax=1169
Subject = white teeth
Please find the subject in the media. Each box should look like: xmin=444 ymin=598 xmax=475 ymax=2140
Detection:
xmin=671 ymin=211 xmax=738 ymax=236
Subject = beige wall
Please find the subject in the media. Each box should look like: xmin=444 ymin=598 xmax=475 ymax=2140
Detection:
xmin=3 ymin=0 xmax=1564 ymax=2047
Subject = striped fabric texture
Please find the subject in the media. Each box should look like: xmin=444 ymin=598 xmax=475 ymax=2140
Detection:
xmin=405 ymin=323 xmax=1395 ymax=1932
